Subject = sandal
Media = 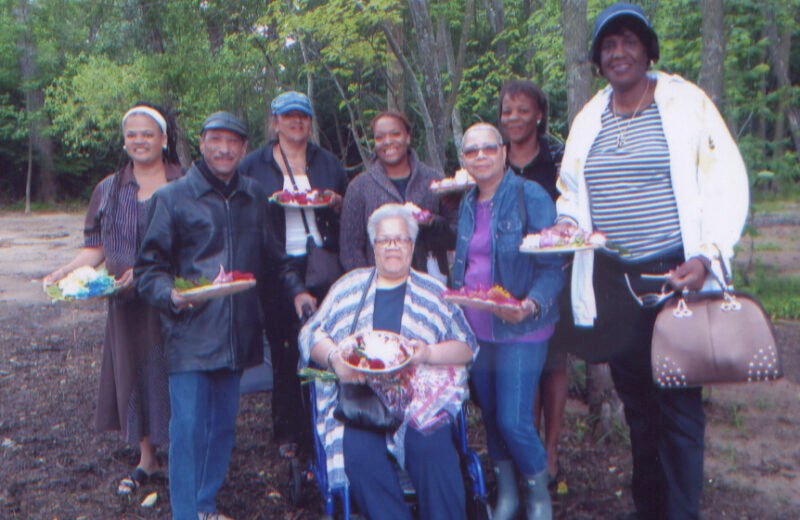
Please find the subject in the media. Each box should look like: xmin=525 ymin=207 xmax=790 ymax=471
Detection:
xmin=117 ymin=467 xmax=151 ymax=495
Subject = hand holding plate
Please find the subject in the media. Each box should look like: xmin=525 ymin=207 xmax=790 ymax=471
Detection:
xmin=115 ymin=268 xmax=135 ymax=291
xmin=409 ymin=339 xmax=431 ymax=365
xmin=170 ymin=288 xmax=193 ymax=310
xmin=493 ymin=299 xmax=537 ymax=324
xmin=330 ymin=350 xmax=365 ymax=383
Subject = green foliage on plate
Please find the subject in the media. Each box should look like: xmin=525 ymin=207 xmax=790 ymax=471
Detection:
xmin=174 ymin=276 xmax=211 ymax=291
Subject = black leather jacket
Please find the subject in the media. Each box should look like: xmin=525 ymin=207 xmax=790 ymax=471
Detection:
xmin=135 ymin=163 xmax=306 ymax=373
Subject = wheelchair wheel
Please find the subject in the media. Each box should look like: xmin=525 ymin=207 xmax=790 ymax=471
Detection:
xmin=287 ymin=456 xmax=304 ymax=506
xmin=466 ymin=495 xmax=492 ymax=520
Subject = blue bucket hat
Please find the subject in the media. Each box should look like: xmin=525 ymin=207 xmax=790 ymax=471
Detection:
xmin=201 ymin=111 xmax=248 ymax=139
xmin=590 ymin=3 xmax=659 ymax=67
xmin=271 ymin=91 xmax=314 ymax=117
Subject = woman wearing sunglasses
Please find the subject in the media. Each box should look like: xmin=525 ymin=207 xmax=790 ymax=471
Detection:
xmin=450 ymin=123 xmax=563 ymax=520
xmin=553 ymin=4 xmax=749 ymax=519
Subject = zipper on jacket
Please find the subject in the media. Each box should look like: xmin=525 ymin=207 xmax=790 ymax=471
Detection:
xmin=224 ymin=197 xmax=235 ymax=367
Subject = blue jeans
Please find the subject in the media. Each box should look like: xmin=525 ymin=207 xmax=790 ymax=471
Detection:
xmin=168 ymin=369 xmax=241 ymax=520
xmin=343 ymin=424 xmax=467 ymax=520
xmin=470 ymin=339 xmax=548 ymax=476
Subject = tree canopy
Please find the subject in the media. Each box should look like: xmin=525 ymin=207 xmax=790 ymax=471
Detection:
xmin=2 ymin=0 xmax=798 ymax=202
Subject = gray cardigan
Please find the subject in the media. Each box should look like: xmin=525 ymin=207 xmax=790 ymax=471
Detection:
xmin=339 ymin=151 xmax=456 ymax=273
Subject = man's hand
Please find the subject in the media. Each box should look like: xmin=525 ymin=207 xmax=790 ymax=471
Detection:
xmin=294 ymin=292 xmax=317 ymax=319
xmin=668 ymin=258 xmax=708 ymax=291
xmin=170 ymin=288 xmax=193 ymax=310
xmin=493 ymin=299 xmax=537 ymax=324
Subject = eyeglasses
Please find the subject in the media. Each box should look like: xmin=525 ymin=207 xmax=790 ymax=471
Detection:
xmin=462 ymin=143 xmax=501 ymax=160
xmin=624 ymin=273 xmax=674 ymax=308
xmin=374 ymin=236 xmax=413 ymax=248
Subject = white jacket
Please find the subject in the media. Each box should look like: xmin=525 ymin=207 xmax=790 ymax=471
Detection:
xmin=557 ymin=71 xmax=750 ymax=326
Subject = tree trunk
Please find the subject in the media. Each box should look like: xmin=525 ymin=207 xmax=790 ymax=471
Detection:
xmin=764 ymin=5 xmax=800 ymax=160
xmin=298 ymin=38 xmax=320 ymax=144
xmin=385 ymin=21 xmax=405 ymax=112
xmin=560 ymin=0 xmax=593 ymax=127
xmin=481 ymin=0 xmax=506 ymax=58
xmin=561 ymin=0 xmax=624 ymax=440
xmin=698 ymin=0 xmax=725 ymax=107
xmin=16 ymin=0 xmax=57 ymax=203
xmin=439 ymin=0 xmax=474 ymax=156
xmin=405 ymin=0 xmax=447 ymax=171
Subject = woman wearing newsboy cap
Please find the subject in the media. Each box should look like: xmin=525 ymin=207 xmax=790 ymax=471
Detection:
xmin=553 ymin=3 xmax=749 ymax=518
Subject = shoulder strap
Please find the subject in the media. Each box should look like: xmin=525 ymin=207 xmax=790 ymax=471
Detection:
xmin=278 ymin=144 xmax=313 ymax=237
xmin=350 ymin=268 xmax=376 ymax=335
xmin=516 ymin=182 xmax=528 ymax=232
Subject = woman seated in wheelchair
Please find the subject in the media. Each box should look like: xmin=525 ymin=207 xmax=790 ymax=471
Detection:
xmin=299 ymin=203 xmax=478 ymax=520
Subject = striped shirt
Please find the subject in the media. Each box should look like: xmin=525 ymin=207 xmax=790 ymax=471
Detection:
xmin=584 ymin=103 xmax=682 ymax=260
xmin=84 ymin=162 xmax=183 ymax=278
xmin=298 ymin=267 xmax=478 ymax=491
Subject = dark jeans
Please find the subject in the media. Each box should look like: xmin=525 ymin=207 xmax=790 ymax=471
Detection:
xmin=168 ymin=369 xmax=241 ymax=520
xmin=595 ymin=251 xmax=705 ymax=519
xmin=343 ymin=424 xmax=467 ymax=520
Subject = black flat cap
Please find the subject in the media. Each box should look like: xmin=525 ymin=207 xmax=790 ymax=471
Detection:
xmin=201 ymin=111 xmax=248 ymax=139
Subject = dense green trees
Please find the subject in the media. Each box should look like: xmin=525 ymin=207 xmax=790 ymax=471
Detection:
xmin=1 ymin=0 xmax=797 ymax=203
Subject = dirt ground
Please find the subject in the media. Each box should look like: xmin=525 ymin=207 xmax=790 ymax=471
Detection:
xmin=1 ymin=211 xmax=798 ymax=520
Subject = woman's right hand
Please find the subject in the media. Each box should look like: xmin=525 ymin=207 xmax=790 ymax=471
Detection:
xmin=548 ymin=221 xmax=578 ymax=238
xmin=42 ymin=268 xmax=67 ymax=289
xmin=330 ymin=353 xmax=365 ymax=384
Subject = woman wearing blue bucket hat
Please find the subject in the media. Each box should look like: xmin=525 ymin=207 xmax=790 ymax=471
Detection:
xmin=553 ymin=3 xmax=749 ymax=518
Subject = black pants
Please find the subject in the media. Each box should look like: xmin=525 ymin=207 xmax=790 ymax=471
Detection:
xmin=596 ymin=252 xmax=705 ymax=519
xmin=265 ymin=256 xmax=312 ymax=452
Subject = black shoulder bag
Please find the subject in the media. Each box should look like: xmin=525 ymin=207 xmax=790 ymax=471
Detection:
xmin=278 ymin=146 xmax=343 ymax=297
xmin=332 ymin=269 xmax=403 ymax=433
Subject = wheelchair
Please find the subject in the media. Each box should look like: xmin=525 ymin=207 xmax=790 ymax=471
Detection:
xmin=302 ymin=382 xmax=490 ymax=519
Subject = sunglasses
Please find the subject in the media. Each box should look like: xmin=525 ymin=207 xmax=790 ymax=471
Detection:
xmin=624 ymin=273 xmax=674 ymax=308
xmin=462 ymin=143 xmax=501 ymax=160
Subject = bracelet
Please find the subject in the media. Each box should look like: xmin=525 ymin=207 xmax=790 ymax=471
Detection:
xmin=326 ymin=349 xmax=337 ymax=371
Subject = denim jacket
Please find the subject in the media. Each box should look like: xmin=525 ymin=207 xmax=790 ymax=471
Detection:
xmin=451 ymin=170 xmax=563 ymax=340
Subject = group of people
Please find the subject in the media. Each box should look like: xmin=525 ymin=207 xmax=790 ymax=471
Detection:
xmin=44 ymin=3 xmax=750 ymax=520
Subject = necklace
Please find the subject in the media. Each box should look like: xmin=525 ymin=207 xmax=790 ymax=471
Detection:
xmin=611 ymin=78 xmax=651 ymax=148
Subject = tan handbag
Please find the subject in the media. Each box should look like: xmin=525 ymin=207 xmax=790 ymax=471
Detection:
xmin=651 ymin=269 xmax=782 ymax=388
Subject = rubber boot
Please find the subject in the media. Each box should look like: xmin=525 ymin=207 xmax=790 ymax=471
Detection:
xmin=492 ymin=460 xmax=519 ymax=520
xmin=523 ymin=469 xmax=553 ymax=520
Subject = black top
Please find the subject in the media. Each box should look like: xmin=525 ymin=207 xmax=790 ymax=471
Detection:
xmin=507 ymin=137 xmax=563 ymax=202
xmin=372 ymin=282 xmax=407 ymax=334
xmin=239 ymin=139 xmax=348 ymax=252
xmin=389 ymin=176 xmax=410 ymax=201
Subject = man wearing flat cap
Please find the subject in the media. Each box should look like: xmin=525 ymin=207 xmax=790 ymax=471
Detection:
xmin=135 ymin=111 xmax=314 ymax=519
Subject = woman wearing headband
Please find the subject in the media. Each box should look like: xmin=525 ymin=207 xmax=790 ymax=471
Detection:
xmin=43 ymin=102 xmax=183 ymax=495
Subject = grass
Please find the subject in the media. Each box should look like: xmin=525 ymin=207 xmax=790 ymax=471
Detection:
xmin=0 ymin=199 xmax=86 ymax=212
xmin=753 ymin=242 xmax=782 ymax=252
xmin=736 ymin=265 xmax=800 ymax=321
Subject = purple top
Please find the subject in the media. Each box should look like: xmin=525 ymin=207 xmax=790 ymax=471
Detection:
xmin=464 ymin=199 xmax=554 ymax=343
